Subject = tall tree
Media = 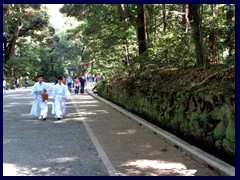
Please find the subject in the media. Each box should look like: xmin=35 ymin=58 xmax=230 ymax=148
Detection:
xmin=226 ymin=5 xmax=235 ymax=57
xmin=182 ymin=4 xmax=188 ymax=33
xmin=3 ymin=4 xmax=48 ymax=63
xmin=137 ymin=4 xmax=147 ymax=55
xmin=162 ymin=4 xmax=169 ymax=63
xmin=209 ymin=4 xmax=218 ymax=64
xmin=188 ymin=4 xmax=209 ymax=68
xmin=118 ymin=4 xmax=130 ymax=65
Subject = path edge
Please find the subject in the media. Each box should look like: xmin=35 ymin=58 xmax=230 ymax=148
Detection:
xmin=73 ymin=101 xmax=119 ymax=176
xmin=87 ymin=90 xmax=235 ymax=176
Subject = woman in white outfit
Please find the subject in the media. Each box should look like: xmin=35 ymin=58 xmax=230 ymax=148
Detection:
xmin=52 ymin=76 xmax=71 ymax=120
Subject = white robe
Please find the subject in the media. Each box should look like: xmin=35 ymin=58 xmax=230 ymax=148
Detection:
xmin=52 ymin=83 xmax=71 ymax=118
xmin=30 ymin=82 xmax=50 ymax=118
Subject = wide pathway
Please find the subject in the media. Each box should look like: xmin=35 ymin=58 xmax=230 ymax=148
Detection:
xmin=3 ymin=85 xmax=219 ymax=176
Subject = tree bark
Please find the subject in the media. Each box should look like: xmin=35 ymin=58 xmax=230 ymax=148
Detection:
xmin=209 ymin=4 xmax=218 ymax=64
xmin=6 ymin=18 xmax=23 ymax=61
xmin=163 ymin=4 xmax=169 ymax=63
xmin=227 ymin=6 xmax=235 ymax=56
xmin=137 ymin=4 xmax=147 ymax=55
xmin=188 ymin=4 xmax=209 ymax=68
xmin=182 ymin=4 xmax=188 ymax=33
xmin=118 ymin=4 xmax=130 ymax=65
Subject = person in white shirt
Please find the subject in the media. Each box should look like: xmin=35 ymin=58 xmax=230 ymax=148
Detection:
xmin=30 ymin=75 xmax=50 ymax=121
xmin=52 ymin=76 xmax=71 ymax=120
xmin=3 ymin=78 xmax=6 ymax=94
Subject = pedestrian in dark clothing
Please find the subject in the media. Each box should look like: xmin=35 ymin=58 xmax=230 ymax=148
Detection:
xmin=24 ymin=78 xmax=28 ymax=88
xmin=54 ymin=77 xmax=58 ymax=85
xmin=79 ymin=74 xmax=86 ymax=94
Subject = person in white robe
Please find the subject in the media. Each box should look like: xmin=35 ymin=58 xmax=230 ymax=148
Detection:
xmin=30 ymin=75 xmax=50 ymax=120
xmin=52 ymin=76 xmax=71 ymax=120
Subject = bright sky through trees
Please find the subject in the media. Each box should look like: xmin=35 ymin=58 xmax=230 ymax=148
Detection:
xmin=43 ymin=4 xmax=82 ymax=30
xmin=43 ymin=4 xmax=65 ymax=28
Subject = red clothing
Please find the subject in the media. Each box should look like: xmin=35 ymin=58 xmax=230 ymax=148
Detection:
xmin=74 ymin=79 xmax=80 ymax=86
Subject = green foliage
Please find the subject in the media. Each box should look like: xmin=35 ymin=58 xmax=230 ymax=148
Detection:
xmin=3 ymin=4 xmax=235 ymax=83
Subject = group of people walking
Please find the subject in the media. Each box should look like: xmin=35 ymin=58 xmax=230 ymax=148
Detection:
xmin=30 ymin=75 xmax=71 ymax=121
xmin=30 ymin=74 xmax=88 ymax=121
xmin=73 ymin=74 xmax=86 ymax=95
xmin=54 ymin=74 xmax=86 ymax=95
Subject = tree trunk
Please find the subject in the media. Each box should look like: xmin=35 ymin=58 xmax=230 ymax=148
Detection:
xmin=137 ymin=4 xmax=147 ymax=55
xmin=163 ymin=4 xmax=167 ymax=33
xmin=227 ymin=6 xmax=235 ymax=56
xmin=188 ymin=4 xmax=209 ymax=68
xmin=163 ymin=4 xmax=169 ymax=63
xmin=209 ymin=4 xmax=218 ymax=64
xmin=181 ymin=4 xmax=189 ymax=65
xmin=50 ymin=57 xmax=54 ymax=77
xmin=3 ymin=36 xmax=8 ymax=64
xmin=6 ymin=18 xmax=23 ymax=61
xmin=182 ymin=4 xmax=188 ymax=33
xmin=118 ymin=4 xmax=130 ymax=65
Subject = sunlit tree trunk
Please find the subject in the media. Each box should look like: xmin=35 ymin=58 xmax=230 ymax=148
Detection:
xmin=182 ymin=4 xmax=188 ymax=33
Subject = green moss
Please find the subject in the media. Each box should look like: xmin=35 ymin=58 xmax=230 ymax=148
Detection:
xmin=213 ymin=121 xmax=226 ymax=140
xmin=200 ymin=113 xmax=211 ymax=122
xmin=225 ymin=119 xmax=235 ymax=143
xmin=176 ymin=106 xmax=186 ymax=123
xmin=189 ymin=112 xmax=201 ymax=121
xmin=222 ymin=138 xmax=235 ymax=156
xmin=163 ymin=106 xmax=172 ymax=123
xmin=196 ymin=128 xmax=205 ymax=136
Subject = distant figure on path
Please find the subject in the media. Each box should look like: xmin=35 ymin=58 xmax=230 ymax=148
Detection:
xmin=15 ymin=78 xmax=20 ymax=89
xmin=52 ymin=76 xmax=71 ymax=120
xmin=30 ymin=75 xmax=50 ymax=121
xmin=66 ymin=75 xmax=73 ymax=92
xmin=54 ymin=77 xmax=58 ymax=85
xmin=3 ymin=78 xmax=6 ymax=94
xmin=74 ymin=76 xmax=80 ymax=95
xmin=79 ymin=74 xmax=86 ymax=94
xmin=24 ymin=78 xmax=28 ymax=88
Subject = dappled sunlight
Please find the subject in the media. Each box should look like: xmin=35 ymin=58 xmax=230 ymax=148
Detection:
xmin=114 ymin=129 xmax=136 ymax=135
xmin=3 ymin=139 xmax=18 ymax=144
xmin=20 ymin=113 xmax=33 ymax=117
xmin=3 ymin=163 xmax=20 ymax=176
xmin=79 ymin=104 xmax=99 ymax=107
xmin=79 ymin=111 xmax=97 ymax=116
xmin=71 ymin=100 xmax=99 ymax=104
xmin=4 ymin=94 xmax=32 ymax=98
xmin=125 ymin=159 xmax=186 ymax=169
xmin=54 ymin=117 xmax=88 ymax=123
xmin=73 ymin=95 xmax=95 ymax=100
xmin=47 ymin=156 xmax=79 ymax=163
xmin=140 ymin=144 xmax=152 ymax=149
xmin=119 ymin=159 xmax=197 ymax=176
xmin=3 ymin=162 xmax=68 ymax=176
xmin=4 ymin=102 xmax=33 ymax=108
xmin=94 ymin=110 xmax=109 ymax=114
